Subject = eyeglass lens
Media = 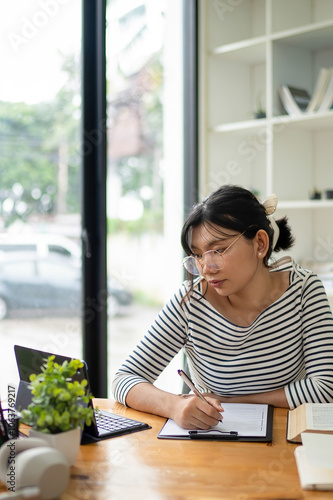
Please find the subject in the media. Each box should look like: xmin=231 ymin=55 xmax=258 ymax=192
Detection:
xmin=184 ymin=250 xmax=225 ymax=275
xmin=183 ymin=231 xmax=244 ymax=276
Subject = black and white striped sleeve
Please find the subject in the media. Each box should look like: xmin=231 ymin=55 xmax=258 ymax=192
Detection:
xmin=285 ymin=273 xmax=333 ymax=408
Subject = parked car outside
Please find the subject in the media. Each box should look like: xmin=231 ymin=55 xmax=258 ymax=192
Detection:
xmin=0 ymin=233 xmax=81 ymax=260
xmin=0 ymin=252 xmax=132 ymax=320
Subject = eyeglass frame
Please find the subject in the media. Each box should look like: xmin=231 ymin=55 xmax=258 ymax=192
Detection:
xmin=182 ymin=230 xmax=246 ymax=276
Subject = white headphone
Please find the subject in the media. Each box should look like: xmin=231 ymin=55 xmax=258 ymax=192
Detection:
xmin=0 ymin=438 xmax=69 ymax=500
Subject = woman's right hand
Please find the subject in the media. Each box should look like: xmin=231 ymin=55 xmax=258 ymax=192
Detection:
xmin=171 ymin=394 xmax=224 ymax=429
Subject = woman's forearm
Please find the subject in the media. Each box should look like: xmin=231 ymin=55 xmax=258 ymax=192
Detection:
xmin=125 ymin=382 xmax=224 ymax=429
xmin=125 ymin=382 xmax=181 ymax=419
xmin=210 ymin=388 xmax=290 ymax=408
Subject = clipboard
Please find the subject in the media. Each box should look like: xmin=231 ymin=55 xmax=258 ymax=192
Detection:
xmin=157 ymin=404 xmax=274 ymax=442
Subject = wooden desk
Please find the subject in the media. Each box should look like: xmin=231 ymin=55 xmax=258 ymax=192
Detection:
xmin=61 ymin=399 xmax=331 ymax=500
xmin=0 ymin=400 xmax=331 ymax=499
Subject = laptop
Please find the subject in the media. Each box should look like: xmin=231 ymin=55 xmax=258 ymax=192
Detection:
xmin=14 ymin=345 xmax=151 ymax=442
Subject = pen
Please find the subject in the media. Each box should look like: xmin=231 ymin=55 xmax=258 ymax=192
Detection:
xmin=177 ymin=369 xmax=209 ymax=404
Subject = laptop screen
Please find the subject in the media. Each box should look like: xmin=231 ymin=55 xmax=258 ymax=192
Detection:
xmin=14 ymin=345 xmax=89 ymax=412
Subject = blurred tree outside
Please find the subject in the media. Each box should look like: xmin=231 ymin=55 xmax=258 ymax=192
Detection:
xmin=0 ymin=0 xmax=167 ymax=304
xmin=105 ymin=0 xmax=167 ymax=305
xmin=0 ymin=3 xmax=165 ymax=236
xmin=107 ymin=55 xmax=164 ymax=234
xmin=106 ymin=0 xmax=165 ymax=234
xmin=0 ymin=54 xmax=81 ymax=228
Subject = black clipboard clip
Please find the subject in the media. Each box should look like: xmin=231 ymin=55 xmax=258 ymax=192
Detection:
xmin=189 ymin=429 xmax=238 ymax=440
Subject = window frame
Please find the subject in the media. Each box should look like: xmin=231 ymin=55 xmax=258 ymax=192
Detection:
xmin=82 ymin=0 xmax=108 ymax=397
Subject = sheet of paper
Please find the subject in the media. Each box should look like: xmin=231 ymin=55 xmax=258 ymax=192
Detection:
xmin=301 ymin=432 xmax=333 ymax=469
xmin=158 ymin=403 xmax=268 ymax=437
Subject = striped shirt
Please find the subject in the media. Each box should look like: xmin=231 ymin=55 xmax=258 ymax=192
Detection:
xmin=112 ymin=257 xmax=333 ymax=409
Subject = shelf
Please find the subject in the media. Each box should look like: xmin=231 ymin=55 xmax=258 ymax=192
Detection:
xmin=211 ymin=21 xmax=333 ymax=59
xmin=200 ymin=0 xmax=333 ymax=265
xmin=271 ymin=20 xmax=333 ymax=50
xmin=212 ymin=110 xmax=333 ymax=133
xmin=212 ymin=37 xmax=266 ymax=64
xmin=212 ymin=118 xmax=267 ymax=134
xmin=271 ymin=111 xmax=333 ymax=131
xmin=278 ymin=200 xmax=333 ymax=209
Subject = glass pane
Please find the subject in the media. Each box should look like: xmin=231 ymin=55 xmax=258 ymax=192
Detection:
xmin=0 ymin=1 xmax=82 ymax=398
xmin=106 ymin=0 xmax=184 ymax=395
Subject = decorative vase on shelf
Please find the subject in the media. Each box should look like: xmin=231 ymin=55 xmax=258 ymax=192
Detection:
xmin=29 ymin=426 xmax=81 ymax=466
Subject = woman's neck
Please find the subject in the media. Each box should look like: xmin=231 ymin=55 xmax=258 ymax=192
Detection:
xmin=205 ymin=267 xmax=290 ymax=327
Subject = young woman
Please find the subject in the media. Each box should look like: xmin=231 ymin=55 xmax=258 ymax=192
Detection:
xmin=112 ymin=185 xmax=333 ymax=429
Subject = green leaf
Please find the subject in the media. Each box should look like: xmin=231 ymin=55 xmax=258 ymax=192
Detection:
xmin=20 ymin=355 xmax=94 ymax=433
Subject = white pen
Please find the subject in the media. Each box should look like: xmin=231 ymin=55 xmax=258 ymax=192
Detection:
xmin=177 ymin=369 xmax=209 ymax=404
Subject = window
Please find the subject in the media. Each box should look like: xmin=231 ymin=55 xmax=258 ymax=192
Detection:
xmin=106 ymin=0 xmax=184 ymax=394
xmin=0 ymin=1 xmax=82 ymax=397
xmin=0 ymin=0 xmax=184 ymax=400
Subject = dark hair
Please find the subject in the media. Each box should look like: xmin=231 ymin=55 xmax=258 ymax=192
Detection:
xmin=181 ymin=185 xmax=294 ymax=269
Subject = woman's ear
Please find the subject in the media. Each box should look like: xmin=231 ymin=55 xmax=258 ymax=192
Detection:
xmin=255 ymin=229 xmax=270 ymax=258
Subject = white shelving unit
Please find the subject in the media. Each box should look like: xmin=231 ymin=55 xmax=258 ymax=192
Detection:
xmin=198 ymin=0 xmax=333 ymax=289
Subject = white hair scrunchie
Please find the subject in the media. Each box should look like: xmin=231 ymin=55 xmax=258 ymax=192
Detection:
xmin=262 ymin=194 xmax=279 ymax=250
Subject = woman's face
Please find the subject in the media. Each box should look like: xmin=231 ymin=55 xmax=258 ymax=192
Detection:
xmin=190 ymin=223 xmax=261 ymax=296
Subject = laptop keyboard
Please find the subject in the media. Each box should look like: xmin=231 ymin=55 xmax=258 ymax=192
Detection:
xmin=94 ymin=410 xmax=150 ymax=437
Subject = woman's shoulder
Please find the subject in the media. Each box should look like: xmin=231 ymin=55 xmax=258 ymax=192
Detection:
xmin=271 ymin=256 xmax=309 ymax=274
xmin=270 ymin=255 xmax=322 ymax=287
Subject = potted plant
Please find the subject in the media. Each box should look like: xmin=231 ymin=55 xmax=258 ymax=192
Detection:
xmin=21 ymin=355 xmax=94 ymax=466
xmin=253 ymin=90 xmax=266 ymax=119
xmin=310 ymin=187 xmax=322 ymax=200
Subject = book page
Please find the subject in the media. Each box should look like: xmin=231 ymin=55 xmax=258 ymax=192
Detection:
xmin=306 ymin=403 xmax=333 ymax=430
xmin=158 ymin=403 xmax=268 ymax=438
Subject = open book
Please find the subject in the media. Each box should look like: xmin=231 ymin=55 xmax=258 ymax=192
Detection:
xmin=287 ymin=403 xmax=333 ymax=443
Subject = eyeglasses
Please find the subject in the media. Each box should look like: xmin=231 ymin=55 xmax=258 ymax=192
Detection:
xmin=183 ymin=231 xmax=245 ymax=276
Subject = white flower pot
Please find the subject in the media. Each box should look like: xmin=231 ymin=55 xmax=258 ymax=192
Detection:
xmin=29 ymin=427 xmax=81 ymax=466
